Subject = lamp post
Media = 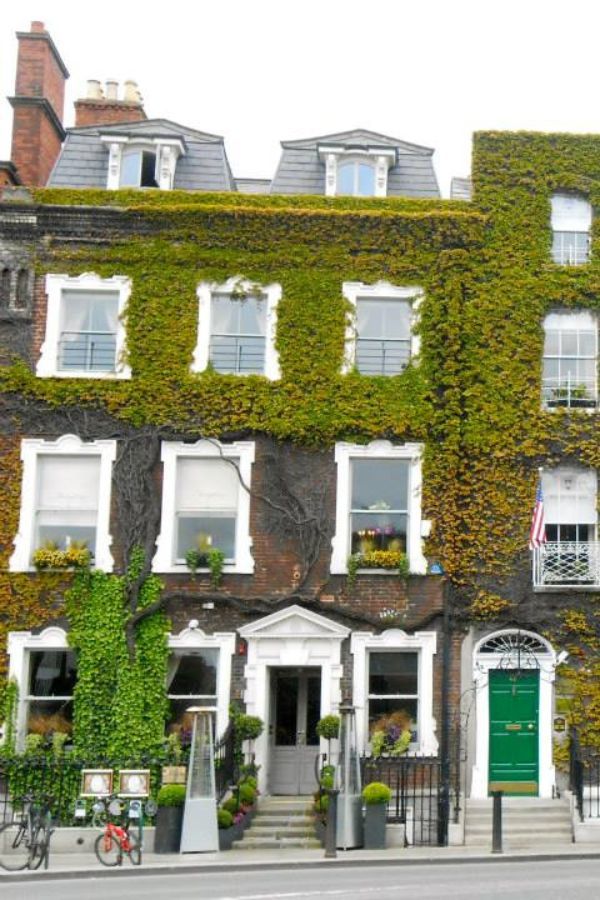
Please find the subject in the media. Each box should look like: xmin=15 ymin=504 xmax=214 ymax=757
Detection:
xmin=180 ymin=706 xmax=219 ymax=853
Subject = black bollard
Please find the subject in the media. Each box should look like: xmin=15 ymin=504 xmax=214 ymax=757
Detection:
xmin=324 ymin=789 xmax=339 ymax=859
xmin=491 ymin=790 xmax=503 ymax=854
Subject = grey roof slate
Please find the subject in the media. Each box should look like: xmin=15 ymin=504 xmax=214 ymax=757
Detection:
xmin=48 ymin=118 xmax=235 ymax=191
xmin=450 ymin=176 xmax=472 ymax=200
xmin=271 ymin=128 xmax=439 ymax=197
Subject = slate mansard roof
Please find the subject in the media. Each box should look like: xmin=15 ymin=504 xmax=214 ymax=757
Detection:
xmin=49 ymin=123 xmax=439 ymax=197
xmin=48 ymin=119 xmax=236 ymax=191
xmin=271 ymin=128 xmax=440 ymax=197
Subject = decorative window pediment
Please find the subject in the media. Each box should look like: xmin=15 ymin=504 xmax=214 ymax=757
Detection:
xmin=318 ymin=145 xmax=395 ymax=197
xmin=101 ymin=135 xmax=185 ymax=191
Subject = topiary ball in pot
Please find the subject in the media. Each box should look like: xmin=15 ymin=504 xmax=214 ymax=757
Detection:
xmin=362 ymin=781 xmax=390 ymax=850
xmin=154 ymin=784 xmax=186 ymax=854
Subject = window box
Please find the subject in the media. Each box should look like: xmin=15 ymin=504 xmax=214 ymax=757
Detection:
xmin=32 ymin=543 xmax=91 ymax=571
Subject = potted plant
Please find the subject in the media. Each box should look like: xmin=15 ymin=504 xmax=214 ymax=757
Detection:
xmin=218 ymin=808 xmax=236 ymax=850
xmin=362 ymin=781 xmax=391 ymax=849
xmin=32 ymin=540 xmax=91 ymax=571
xmin=154 ymin=783 xmax=185 ymax=853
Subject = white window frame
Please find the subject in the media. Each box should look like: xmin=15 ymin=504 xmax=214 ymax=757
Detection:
xmin=351 ymin=628 xmax=438 ymax=756
xmin=318 ymin=146 xmax=395 ymax=198
xmin=342 ymin=281 xmax=423 ymax=374
xmin=153 ymin=439 xmax=255 ymax=574
xmin=330 ymin=440 xmax=428 ymax=575
xmin=551 ymin=192 xmax=592 ymax=265
xmin=9 ymin=434 xmax=116 ymax=573
xmin=6 ymin=626 xmax=73 ymax=749
xmin=36 ymin=273 xmax=131 ymax=380
xmin=542 ymin=310 xmax=598 ymax=410
xmin=101 ymin=135 xmax=185 ymax=191
xmin=192 ymin=278 xmax=281 ymax=379
xmin=168 ymin=626 xmax=235 ymax=740
xmin=542 ymin=466 xmax=597 ymax=538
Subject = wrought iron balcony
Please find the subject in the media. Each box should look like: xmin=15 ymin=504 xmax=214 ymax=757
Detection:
xmin=355 ymin=339 xmax=410 ymax=375
xmin=58 ymin=332 xmax=117 ymax=372
xmin=533 ymin=542 xmax=600 ymax=589
xmin=209 ymin=335 xmax=265 ymax=374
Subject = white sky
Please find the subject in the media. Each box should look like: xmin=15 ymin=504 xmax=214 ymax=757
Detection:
xmin=1 ymin=0 xmax=600 ymax=196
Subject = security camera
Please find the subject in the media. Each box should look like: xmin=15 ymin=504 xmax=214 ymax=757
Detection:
xmin=556 ymin=650 xmax=569 ymax=665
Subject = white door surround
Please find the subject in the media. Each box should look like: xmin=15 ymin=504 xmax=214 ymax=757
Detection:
xmin=238 ymin=605 xmax=349 ymax=794
xmin=470 ymin=629 xmax=557 ymax=799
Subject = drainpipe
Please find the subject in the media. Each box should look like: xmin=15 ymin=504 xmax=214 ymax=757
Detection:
xmin=437 ymin=576 xmax=452 ymax=846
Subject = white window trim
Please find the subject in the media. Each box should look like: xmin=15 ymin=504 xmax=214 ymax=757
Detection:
xmin=101 ymin=135 xmax=185 ymax=191
xmin=342 ymin=281 xmax=423 ymax=374
xmin=192 ymin=278 xmax=281 ymax=380
xmin=9 ymin=434 xmax=116 ymax=573
xmin=351 ymin=628 xmax=438 ymax=756
xmin=36 ymin=273 xmax=131 ymax=380
xmin=168 ymin=626 xmax=236 ymax=740
xmin=318 ymin=146 xmax=395 ymax=197
xmin=153 ymin=439 xmax=255 ymax=574
xmin=7 ymin=626 xmax=71 ymax=749
xmin=331 ymin=440 xmax=428 ymax=575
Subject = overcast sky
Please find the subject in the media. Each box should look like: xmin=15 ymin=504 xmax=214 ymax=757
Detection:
xmin=1 ymin=0 xmax=600 ymax=196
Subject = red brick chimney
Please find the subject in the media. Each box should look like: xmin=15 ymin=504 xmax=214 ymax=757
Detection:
xmin=8 ymin=21 xmax=69 ymax=186
xmin=74 ymin=79 xmax=146 ymax=127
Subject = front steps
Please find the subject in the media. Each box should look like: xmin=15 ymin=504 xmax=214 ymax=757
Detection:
xmin=233 ymin=796 xmax=321 ymax=850
xmin=465 ymin=797 xmax=573 ymax=849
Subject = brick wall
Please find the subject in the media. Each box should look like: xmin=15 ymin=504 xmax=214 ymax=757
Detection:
xmin=14 ymin=23 xmax=67 ymax=121
xmin=74 ymin=99 xmax=146 ymax=128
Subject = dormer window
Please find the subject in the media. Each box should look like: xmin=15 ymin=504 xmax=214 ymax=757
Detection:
xmin=551 ymin=193 xmax=591 ymax=265
xmin=337 ymin=159 xmax=376 ymax=197
xmin=318 ymin=146 xmax=395 ymax=197
xmin=101 ymin=136 xmax=185 ymax=190
xmin=120 ymin=147 xmax=158 ymax=188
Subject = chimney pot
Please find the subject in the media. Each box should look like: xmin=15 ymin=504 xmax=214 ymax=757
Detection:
xmin=123 ymin=80 xmax=141 ymax=103
xmin=86 ymin=79 xmax=103 ymax=99
xmin=30 ymin=21 xmax=45 ymax=33
xmin=105 ymin=79 xmax=118 ymax=100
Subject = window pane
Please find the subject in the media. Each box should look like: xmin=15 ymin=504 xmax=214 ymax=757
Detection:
xmin=274 ymin=675 xmax=298 ymax=746
xmin=238 ymin=297 xmax=266 ymax=335
xmin=168 ymin=649 xmax=218 ymax=695
xmin=140 ymin=151 xmax=158 ymax=188
xmin=120 ymin=151 xmax=141 ymax=186
xmin=167 ymin=699 xmax=215 ymax=737
xmin=29 ymin=650 xmax=77 ymax=697
xmin=544 ymin=330 xmax=559 ymax=356
xmin=351 ymin=459 xmax=408 ymax=510
xmin=356 ymin=299 xmax=385 ymax=338
xmin=357 ymin=163 xmax=375 ymax=197
xmin=176 ymin=513 xmax=236 ymax=560
xmin=27 ymin=699 xmax=73 ymax=734
xmin=351 ymin=512 xmax=407 ymax=553
xmin=337 ymin=163 xmax=354 ymax=195
xmin=211 ymin=295 xmax=239 ymax=334
xmin=561 ymin=332 xmax=578 ymax=356
xmin=579 ymin=331 xmax=596 ymax=356
xmin=369 ymin=652 xmax=418 ymax=695
xmin=368 ymin=698 xmax=418 ymax=734
xmin=37 ymin=456 xmax=100 ymax=510
xmin=176 ymin=457 xmax=238 ymax=512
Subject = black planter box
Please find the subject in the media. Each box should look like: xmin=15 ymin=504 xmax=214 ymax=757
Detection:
xmin=154 ymin=806 xmax=184 ymax=853
xmin=363 ymin=804 xmax=387 ymax=850
xmin=218 ymin=826 xmax=237 ymax=850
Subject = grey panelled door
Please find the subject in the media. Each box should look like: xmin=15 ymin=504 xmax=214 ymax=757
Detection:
xmin=269 ymin=669 xmax=321 ymax=795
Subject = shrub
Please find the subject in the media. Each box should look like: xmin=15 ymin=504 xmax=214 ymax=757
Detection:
xmin=235 ymin=714 xmax=264 ymax=742
xmin=238 ymin=782 xmax=256 ymax=806
xmin=239 ymin=774 xmax=257 ymax=790
xmin=157 ymin=784 xmax=186 ymax=807
xmin=222 ymin=796 xmax=239 ymax=815
xmin=316 ymin=715 xmax=340 ymax=741
xmin=218 ymin=808 xmax=234 ymax=829
xmin=362 ymin=782 xmax=392 ymax=805
xmin=314 ymin=793 xmax=329 ymax=813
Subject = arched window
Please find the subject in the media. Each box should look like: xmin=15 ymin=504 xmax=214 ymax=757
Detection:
xmin=337 ymin=159 xmax=376 ymax=197
xmin=15 ymin=269 xmax=29 ymax=310
xmin=0 ymin=268 xmax=11 ymax=308
xmin=551 ymin=193 xmax=591 ymax=265
xmin=119 ymin=147 xmax=158 ymax=188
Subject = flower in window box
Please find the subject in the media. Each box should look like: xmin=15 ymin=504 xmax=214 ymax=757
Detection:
xmin=32 ymin=540 xmax=91 ymax=571
xmin=370 ymin=710 xmax=412 ymax=758
xmin=361 ymin=550 xmax=409 ymax=578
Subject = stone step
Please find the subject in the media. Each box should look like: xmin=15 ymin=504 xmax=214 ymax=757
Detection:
xmin=247 ymin=828 xmax=316 ymax=840
xmin=252 ymin=816 xmax=315 ymax=828
xmin=233 ymin=837 xmax=321 ymax=850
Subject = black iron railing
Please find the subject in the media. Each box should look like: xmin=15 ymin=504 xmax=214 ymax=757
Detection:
xmin=569 ymin=730 xmax=600 ymax=821
xmin=214 ymin=722 xmax=237 ymax=802
xmin=361 ymin=755 xmax=442 ymax=846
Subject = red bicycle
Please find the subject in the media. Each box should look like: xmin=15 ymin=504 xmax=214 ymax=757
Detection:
xmin=93 ymin=797 xmax=141 ymax=867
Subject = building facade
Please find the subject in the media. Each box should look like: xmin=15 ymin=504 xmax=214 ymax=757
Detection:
xmin=1 ymin=23 xmax=598 ymax=811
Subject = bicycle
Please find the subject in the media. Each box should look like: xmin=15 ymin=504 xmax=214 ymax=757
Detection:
xmin=0 ymin=794 xmax=54 ymax=871
xmin=93 ymin=796 xmax=141 ymax=867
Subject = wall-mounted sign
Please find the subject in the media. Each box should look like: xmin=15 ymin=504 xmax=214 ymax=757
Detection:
xmin=553 ymin=715 xmax=567 ymax=733
xmin=118 ymin=769 xmax=150 ymax=797
xmin=80 ymin=769 xmax=113 ymax=797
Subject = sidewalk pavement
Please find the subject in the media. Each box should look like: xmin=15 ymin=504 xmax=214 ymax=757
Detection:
xmin=1 ymin=842 xmax=599 ymax=882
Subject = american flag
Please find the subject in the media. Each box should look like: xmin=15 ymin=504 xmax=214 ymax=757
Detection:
xmin=529 ymin=480 xmax=546 ymax=550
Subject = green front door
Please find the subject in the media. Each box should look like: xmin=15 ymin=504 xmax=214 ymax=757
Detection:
xmin=488 ymin=669 xmax=539 ymax=795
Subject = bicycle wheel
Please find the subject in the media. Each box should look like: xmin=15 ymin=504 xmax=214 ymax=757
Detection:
xmin=29 ymin=824 xmax=51 ymax=871
xmin=127 ymin=832 xmax=142 ymax=866
xmin=94 ymin=832 xmax=122 ymax=867
xmin=0 ymin=822 xmax=30 ymax=871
